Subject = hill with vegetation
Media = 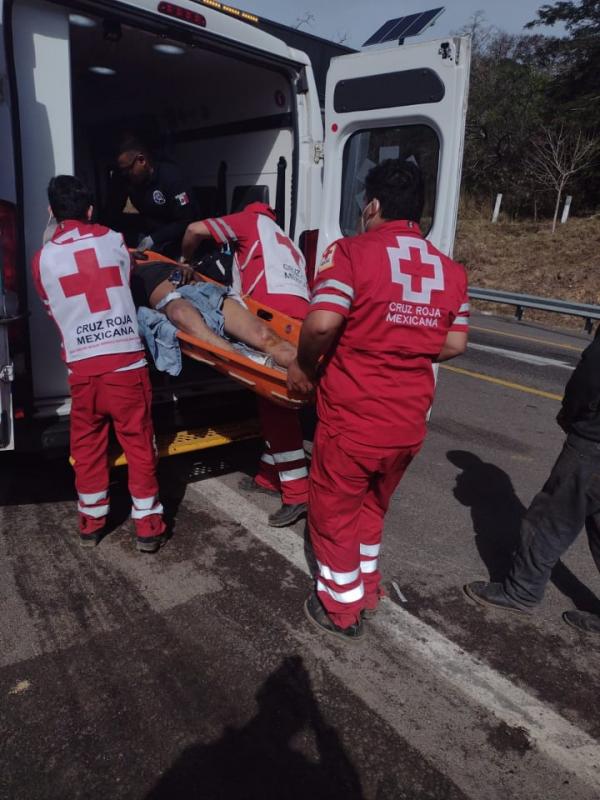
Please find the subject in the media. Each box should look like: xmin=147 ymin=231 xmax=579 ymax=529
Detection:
xmin=454 ymin=210 xmax=600 ymax=328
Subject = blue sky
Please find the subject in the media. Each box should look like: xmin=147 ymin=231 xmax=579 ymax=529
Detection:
xmin=239 ymin=1 xmax=564 ymax=47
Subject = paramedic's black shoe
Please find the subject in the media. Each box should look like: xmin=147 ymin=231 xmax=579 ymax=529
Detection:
xmin=563 ymin=610 xmax=600 ymax=634
xmin=268 ymin=502 xmax=307 ymax=527
xmin=238 ymin=476 xmax=279 ymax=497
xmin=464 ymin=581 xmax=532 ymax=614
xmin=304 ymin=593 xmax=364 ymax=643
xmin=79 ymin=532 xmax=99 ymax=548
xmin=136 ymin=534 xmax=166 ymax=554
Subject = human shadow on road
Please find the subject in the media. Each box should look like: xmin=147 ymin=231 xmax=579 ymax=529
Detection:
xmin=144 ymin=655 xmax=364 ymax=800
xmin=448 ymin=450 xmax=600 ymax=615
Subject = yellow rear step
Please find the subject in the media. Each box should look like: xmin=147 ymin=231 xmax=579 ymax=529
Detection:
xmin=112 ymin=418 xmax=260 ymax=466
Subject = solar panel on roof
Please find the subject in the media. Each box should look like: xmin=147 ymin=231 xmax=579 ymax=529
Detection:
xmin=363 ymin=7 xmax=444 ymax=47
xmin=364 ymin=17 xmax=399 ymax=44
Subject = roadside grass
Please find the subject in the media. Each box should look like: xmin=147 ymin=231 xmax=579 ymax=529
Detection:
xmin=454 ymin=211 xmax=600 ymax=330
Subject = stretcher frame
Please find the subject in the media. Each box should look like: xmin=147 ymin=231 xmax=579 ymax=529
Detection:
xmin=136 ymin=251 xmax=305 ymax=409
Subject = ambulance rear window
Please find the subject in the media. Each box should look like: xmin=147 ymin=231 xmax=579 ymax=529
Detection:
xmin=339 ymin=125 xmax=439 ymax=237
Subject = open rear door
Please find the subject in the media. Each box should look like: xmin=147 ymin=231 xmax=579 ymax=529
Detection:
xmin=318 ymin=36 xmax=470 ymax=259
xmin=0 ymin=203 xmax=17 ymax=450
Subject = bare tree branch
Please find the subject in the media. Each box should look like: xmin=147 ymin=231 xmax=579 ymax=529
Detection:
xmin=293 ymin=12 xmax=315 ymax=30
xmin=524 ymin=125 xmax=599 ymax=231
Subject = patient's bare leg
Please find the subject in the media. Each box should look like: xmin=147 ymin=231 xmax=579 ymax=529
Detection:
xmin=222 ymin=298 xmax=296 ymax=368
xmin=148 ymin=280 xmax=234 ymax=352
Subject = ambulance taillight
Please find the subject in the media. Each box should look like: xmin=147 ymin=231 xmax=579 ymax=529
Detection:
xmin=0 ymin=200 xmax=25 ymax=382
xmin=0 ymin=201 xmax=17 ymax=299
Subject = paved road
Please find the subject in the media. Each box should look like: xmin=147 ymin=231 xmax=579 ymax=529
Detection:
xmin=1 ymin=312 xmax=599 ymax=800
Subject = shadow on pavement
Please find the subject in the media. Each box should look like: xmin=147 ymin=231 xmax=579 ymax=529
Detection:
xmin=144 ymin=655 xmax=364 ymax=800
xmin=448 ymin=450 xmax=600 ymax=615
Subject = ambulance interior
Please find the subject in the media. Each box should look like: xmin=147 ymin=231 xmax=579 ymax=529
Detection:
xmin=67 ymin=12 xmax=299 ymax=411
xmin=12 ymin=1 xmax=302 ymax=418
xmin=68 ymin=12 xmax=297 ymax=235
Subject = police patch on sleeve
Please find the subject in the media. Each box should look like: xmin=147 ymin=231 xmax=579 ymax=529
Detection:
xmin=317 ymin=243 xmax=336 ymax=274
xmin=152 ymin=189 xmax=166 ymax=206
xmin=175 ymin=192 xmax=190 ymax=207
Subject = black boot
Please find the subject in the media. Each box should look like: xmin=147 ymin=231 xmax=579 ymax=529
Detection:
xmin=238 ymin=476 xmax=279 ymax=497
xmin=304 ymin=593 xmax=364 ymax=643
xmin=563 ymin=610 xmax=600 ymax=634
xmin=268 ymin=502 xmax=307 ymax=527
xmin=464 ymin=581 xmax=532 ymax=614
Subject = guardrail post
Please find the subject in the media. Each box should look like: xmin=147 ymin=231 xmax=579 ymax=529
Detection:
xmin=561 ymin=195 xmax=573 ymax=225
xmin=585 ymin=317 xmax=594 ymax=334
xmin=515 ymin=305 xmax=524 ymax=321
xmin=491 ymin=193 xmax=503 ymax=223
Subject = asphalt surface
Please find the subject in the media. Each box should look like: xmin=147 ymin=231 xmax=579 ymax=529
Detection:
xmin=1 ymin=311 xmax=599 ymax=800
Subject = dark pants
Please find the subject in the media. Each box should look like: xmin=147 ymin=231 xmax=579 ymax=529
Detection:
xmin=505 ymin=433 xmax=600 ymax=607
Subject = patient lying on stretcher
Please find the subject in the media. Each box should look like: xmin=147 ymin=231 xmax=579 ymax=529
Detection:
xmin=130 ymin=260 xmax=296 ymax=369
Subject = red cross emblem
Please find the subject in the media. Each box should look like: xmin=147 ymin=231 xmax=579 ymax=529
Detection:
xmin=400 ymin=247 xmax=436 ymax=294
xmin=59 ymin=249 xmax=123 ymax=313
xmin=276 ymin=231 xmax=303 ymax=267
xmin=387 ymin=237 xmax=445 ymax=303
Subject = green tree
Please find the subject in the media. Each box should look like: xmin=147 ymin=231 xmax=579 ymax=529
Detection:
xmin=458 ymin=15 xmax=554 ymax=216
xmin=527 ymin=1 xmax=600 ymax=129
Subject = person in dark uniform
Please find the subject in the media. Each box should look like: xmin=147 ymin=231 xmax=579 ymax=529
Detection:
xmin=103 ymin=136 xmax=196 ymax=259
xmin=464 ymin=325 xmax=600 ymax=635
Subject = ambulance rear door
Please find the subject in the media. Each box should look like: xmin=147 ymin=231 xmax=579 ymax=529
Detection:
xmin=318 ymin=36 xmax=471 ymax=258
xmin=0 ymin=203 xmax=16 ymax=450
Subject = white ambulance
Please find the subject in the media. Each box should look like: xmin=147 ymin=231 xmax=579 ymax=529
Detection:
xmin=0 ymin=0 xmax=470 ymax=453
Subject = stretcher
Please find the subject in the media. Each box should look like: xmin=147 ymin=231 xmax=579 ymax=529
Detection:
xmin=135 ymin=251 xmax=305 ymax=409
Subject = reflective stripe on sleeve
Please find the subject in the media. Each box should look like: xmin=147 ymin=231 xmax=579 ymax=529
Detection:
xmin=360 ymin=543 xmax=381 ymax=557
xmin=207 ymin=218 xmax=228 ymax=244
xmin=317 ymin=561 xmax=360 ymax=586
xmin=311 ymin=293 xmax=351 ymax=310
xmin=216 ymin=217 xmax=237 ymax=240
xmin=317 ymin=579 xmax=364 ymax=604
xmin=459 ymin=302 xmax=470 ymax=313
xmin=452 ymin=316 xmax=469 ymax=326
xmin=313 ymin=279 xmax=354 ymax=299
xmin=261 ymin=453 xmax=276 ymax=465
xmin=279 ymin=466 xmax=308 ymax=482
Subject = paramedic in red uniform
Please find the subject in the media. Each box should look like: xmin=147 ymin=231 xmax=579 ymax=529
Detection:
xmin=32 ymin=175 xmax=166 ymax=552
xmin=287 ymin=160 xmax=470 ymax=641
xmin=181 ymin=202 xmax=310 ymax=527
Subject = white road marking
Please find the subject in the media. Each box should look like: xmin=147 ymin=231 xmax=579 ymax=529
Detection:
xmin=191 ymin=477 xmax=600 ymax=793
xmin=8 ymin=680 xmax=31 ymax=696
xmin=469 ymin=342 xmax=573 ymax=370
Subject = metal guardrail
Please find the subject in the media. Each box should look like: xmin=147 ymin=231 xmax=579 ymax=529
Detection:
xmin=469 ymin=287 xmax=600 ymax=333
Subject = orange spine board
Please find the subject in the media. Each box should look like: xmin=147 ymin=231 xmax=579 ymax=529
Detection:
xmin=133 ymin=250 xmax=304 ymax=408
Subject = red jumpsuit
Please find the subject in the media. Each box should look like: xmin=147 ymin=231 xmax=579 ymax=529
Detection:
xmin=204 ymin=203 xmax=310 ymax=505
xmin=32 ymin=221 xmax=165 ymax=542
xmin=309 ymin=221 xmax=469 ymax=627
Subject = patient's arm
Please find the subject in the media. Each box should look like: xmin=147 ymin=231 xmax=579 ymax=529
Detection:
xmin=222 ymin=298 xmax=296 ymax=368
xmin=181 ymin=220 xmax=212 ymax=263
